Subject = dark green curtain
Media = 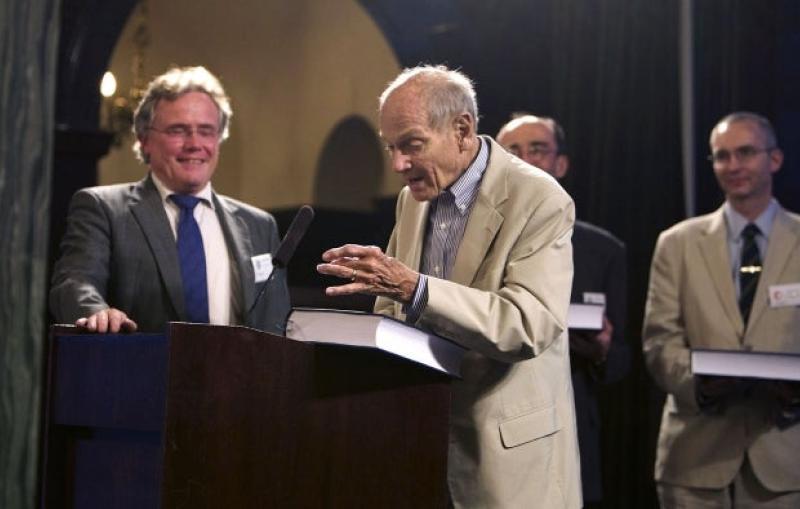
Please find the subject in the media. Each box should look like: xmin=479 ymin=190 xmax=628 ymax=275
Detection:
xmin=0 ymin=1 xmax=60 ymax=507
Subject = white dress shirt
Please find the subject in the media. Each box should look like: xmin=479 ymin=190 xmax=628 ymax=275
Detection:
xmin=151 ymin=173 xmax=240 ymax=325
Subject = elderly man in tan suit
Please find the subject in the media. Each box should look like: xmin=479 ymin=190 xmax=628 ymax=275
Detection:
xmin=317 ymin=66 xmax=582 ymax=508
xmin=643 ymin=112 xmax=800 ymax=508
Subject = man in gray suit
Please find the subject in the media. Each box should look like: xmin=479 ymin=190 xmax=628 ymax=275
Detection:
xmin=317 ymin=66 xmax=582 ymax=508
xmin=50 ymin=66 xmax=289 ymax=334
xmin=643 ymin=112 xmax=800 ymax=507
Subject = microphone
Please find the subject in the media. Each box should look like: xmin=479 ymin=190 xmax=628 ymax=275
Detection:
xmin=248 ymin=205 xmax=315 ymax=316
xmin=273 ymin=205 xmax=315 ymax=268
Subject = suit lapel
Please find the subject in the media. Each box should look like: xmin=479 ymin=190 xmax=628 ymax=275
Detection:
xmin=450 ymin=138 xmax=507 ymax=286
xmin=397 ymin=194 xmax=429 ymax=271
xmin=214 ymin=194 xmax=256 ymax=316
xmin=746 ymin=207 xmax=800 ymax=334
xmin=130 ymin=177 xmax=186 ymax=319
xmin=697 ymin=208 xmax=743 ymax=333
xmin=450 ymin=195 xmax=504 ymax=286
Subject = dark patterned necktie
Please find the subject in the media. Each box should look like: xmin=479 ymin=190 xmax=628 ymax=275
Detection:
xmin=738 ymin=223 xmax=761 ymax=325
xmin=171 ymin=194 xmax=209 ymax=323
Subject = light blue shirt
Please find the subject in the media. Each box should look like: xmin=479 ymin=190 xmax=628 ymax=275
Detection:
xmin=723 ymin=199 xmax=778 ymax=298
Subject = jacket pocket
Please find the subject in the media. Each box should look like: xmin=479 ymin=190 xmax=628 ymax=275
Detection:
xmin=499 ymin=405 xmax=560 ymax=448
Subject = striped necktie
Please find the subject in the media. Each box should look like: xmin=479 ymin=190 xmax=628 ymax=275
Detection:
xmin=738 ymin=223 xmax=761 ymax=326
xmin=170 ymin=194 xmax=210 ymax=323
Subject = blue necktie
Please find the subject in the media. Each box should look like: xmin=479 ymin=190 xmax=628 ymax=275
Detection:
xmin=171 ymin=194 xmax=209 ymax=323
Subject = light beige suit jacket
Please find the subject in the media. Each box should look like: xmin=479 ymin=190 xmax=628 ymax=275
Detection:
xmin=643 ymin=204 xmax=800 ymax=491
xmin=376 ymin=138 xmax=582 ymax=508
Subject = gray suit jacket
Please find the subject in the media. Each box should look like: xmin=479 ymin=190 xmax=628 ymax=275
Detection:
xmin=376 ymin=138 xmax=582 ymax=508
xmin=643 ymin=204 xmax=800 ymax=491
xmin=50 ymin=175 xmax=290 ymax=335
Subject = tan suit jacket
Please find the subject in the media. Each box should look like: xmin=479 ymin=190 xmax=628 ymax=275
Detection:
xmin=376 ymin=138 xmax=582 ymax=508
xmin=643 ymin=204 xmax=800 ymax=491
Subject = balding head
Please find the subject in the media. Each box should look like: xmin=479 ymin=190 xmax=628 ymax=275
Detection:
xmin=497 ymin=114 xmax=569 ymax=178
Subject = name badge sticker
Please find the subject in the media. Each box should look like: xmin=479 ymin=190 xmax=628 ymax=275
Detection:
xmin=583 ymin=292 xmax=606 ymax=305
xmin=769 ymin=283 xmax=800 ymax=308
xmin=251 ymin=253 xmax=274 ymax=283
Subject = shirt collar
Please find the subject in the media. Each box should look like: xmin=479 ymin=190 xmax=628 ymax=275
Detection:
xmin=150 ymin=172 xmax=215 ymax=210
xmin=723 ymin=198 xmax=778 ymax=241
xmin=445 ymin=136 xmax=489 ymax=213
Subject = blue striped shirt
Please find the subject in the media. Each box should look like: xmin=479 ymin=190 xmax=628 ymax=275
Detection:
xmin=406 ymin=137 xmax=490 ymax=322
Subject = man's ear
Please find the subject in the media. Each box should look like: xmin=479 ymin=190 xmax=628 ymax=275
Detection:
xmin=453 ymin=113 xmax=474 ymax=151
xmin=554 ymin=154 xmax=570 ymax=179
xmin=769 ymin=148 xmax=784 ymax=175
xmin=138 ymin=134 xmax=151 ymax=162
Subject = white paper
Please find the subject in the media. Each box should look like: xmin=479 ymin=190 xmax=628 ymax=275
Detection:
xmin=583 ymin=292 xmax=606 ymax=305
xmin=251 ymin=253 xmax=274 ymax=283
xmin=567 ymin=303 xmax=604 ymax=330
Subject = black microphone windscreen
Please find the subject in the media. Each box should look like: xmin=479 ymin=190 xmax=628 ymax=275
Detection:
xmin=273 ymin=205 xmax=315 ymax=268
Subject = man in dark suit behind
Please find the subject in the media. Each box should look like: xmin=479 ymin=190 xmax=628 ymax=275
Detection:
xmin=498 ymin=114 xmax=631 ymax=507
xmin=50 ymin=66 xmax=290 ymax=334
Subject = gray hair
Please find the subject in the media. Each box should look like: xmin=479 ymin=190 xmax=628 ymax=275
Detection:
xmin=711 ymin=111 xmax=778 ymax=148
xmin=133 ymin=66 xmax=232 ymax=162
xmin=379 ymin=65 xmax=479 ymax=131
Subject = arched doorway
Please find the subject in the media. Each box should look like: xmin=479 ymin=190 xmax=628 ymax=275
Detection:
xmin=313 ymin=115 xmax=384 ymax=212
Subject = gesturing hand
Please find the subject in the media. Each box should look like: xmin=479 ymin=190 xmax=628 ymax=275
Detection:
xmin=317 ymin=244 xmax=420 ymax=304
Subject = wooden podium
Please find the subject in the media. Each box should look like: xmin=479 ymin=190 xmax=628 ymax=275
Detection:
xmin=40 ymin=322 xmax=452 ymax=508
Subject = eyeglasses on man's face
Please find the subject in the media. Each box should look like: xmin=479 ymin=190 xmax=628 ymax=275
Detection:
xmin=510 ymin=143 xmax=556 ymax=161
xmin=149 ymin=124 xmax=220 ymax=140
xmin=708 ymin=145 xmax=774 ymax=165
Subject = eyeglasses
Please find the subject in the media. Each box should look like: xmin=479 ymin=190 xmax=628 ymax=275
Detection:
xmin=149 ymin=125 xmax=220 ymax=140
xmin=524 ymin=146 xmax=555 ymax=159
xmin=511 ymin=144 xmax=556 ymax=160
xmin=707 ymin=145 xmax=774 ymax=165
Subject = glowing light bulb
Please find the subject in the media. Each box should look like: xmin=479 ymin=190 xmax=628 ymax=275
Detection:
xmin=100 ymin=71 xmax=117 ymax=98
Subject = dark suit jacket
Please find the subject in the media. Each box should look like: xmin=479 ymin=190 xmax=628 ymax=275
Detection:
xmin=50 ymin=175 xmax=290 ymax=334
xmin=570 ymin=220 xmax=630 ymax=502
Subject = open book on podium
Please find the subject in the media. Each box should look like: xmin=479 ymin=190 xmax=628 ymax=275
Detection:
xmin=691 ymin=348 xmax=800 ymax=381
xmin=285 ymin=308 xmax=465 ymax=377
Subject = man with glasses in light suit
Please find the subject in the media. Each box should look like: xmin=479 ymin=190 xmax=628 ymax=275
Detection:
xmin=643 ymin=112 xmax=800 ymax=508
xmin=51 ymin=66 xmax=289 ymax=334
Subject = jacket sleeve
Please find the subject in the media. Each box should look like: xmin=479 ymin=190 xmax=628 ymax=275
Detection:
xmin=418 ymin=190 xmax=575 ymax=364
xmin=642 ymin=229 xmax=699 ymax=411
xmin=49 ymin=189 xmax=113 ymax=322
